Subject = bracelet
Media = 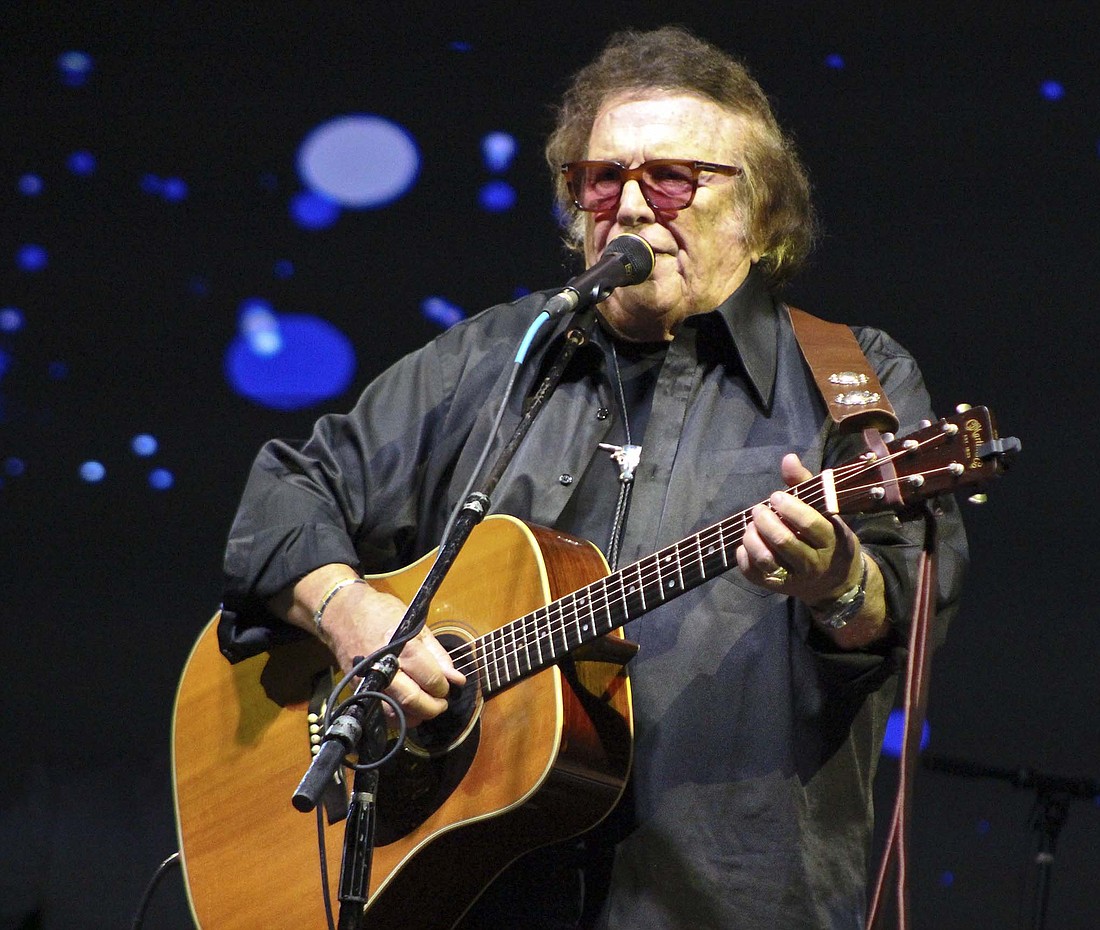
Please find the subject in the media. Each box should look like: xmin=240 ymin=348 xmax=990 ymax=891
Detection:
xmin=312 ymin=577 xmax=366 ymax=634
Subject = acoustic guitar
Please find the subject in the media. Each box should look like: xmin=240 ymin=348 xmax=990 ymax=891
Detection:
xmin=172 ymin=407 xmax=1015 ymax=929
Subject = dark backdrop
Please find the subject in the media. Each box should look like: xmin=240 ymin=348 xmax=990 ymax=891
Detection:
xmin=2 ymin=3 xmax=1097 ymax=928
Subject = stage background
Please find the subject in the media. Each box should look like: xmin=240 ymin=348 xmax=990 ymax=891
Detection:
xmin=2 ymin=3 xmax=1097 ymax=928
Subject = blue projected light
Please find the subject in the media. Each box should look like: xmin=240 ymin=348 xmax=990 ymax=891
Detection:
xmin=881 ymin=709 xmax=930 ymax=757
xmin=68 ymin=151 xmax=97 ymax=176
xmin=161 ymin=177 xmax=189 ymax=201
xmin=5 ymin=457 xmax=25 ymax=478
xmin=131 ymin=434 xmax=158 ymax=457
xmin=273 ymin=259 xmax=294 ymax=278
xmin=80 ymin=461 xmax=106 ymax=483
xmin=0 ymin=348 xmax=11 ymax=379
xmin=1040 ymin=80 xmax=1065 ymax=101
xmin=226 ymin=312 xmax=356 ymax=411
xmin=238 ymin=298 xmax=282 ymax=355
xmin=19 ymin=175 xmax=43 ymax=196
xmin=17 ymin=245 xmax=48 ymax=273
xmin=825 ymin=53 xmax=845 ymax=70
xmin=0 ymin=308 xmax=23 ymax=332
xmin=421 ymin=296 xmax=467 ymax=329
xmin=482 ymin=132 xmax=517 ymax=173
xmin=298 ymin=115 xmax=420 ymax=208
xmin=480 ymin=180 xmax=517 ymax=212
xmin=149 ymin=468 xmax=174 ymax=490
xmin=58 ymin=51 xmax=93 ymax=86
xmin=290 ymin=190 xmax=340 ymax=230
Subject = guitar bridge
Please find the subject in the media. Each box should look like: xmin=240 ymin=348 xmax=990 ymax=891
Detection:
xmin=308 ymin=671 xmax=349 ymax=825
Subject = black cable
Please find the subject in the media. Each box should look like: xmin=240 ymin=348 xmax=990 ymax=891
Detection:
xmin=130 ymin=851 xmax=181 ymax=930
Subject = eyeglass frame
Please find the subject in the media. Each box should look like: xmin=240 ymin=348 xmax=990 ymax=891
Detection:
xmin=560 ymin=158 xmax=743 ymax=213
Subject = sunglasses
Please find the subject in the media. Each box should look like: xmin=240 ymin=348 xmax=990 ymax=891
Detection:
xmin=561 ymin=159 xmax=742 ymax=212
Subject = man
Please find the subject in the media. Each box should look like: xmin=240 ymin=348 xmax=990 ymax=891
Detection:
xmin=220 ymin=26 xmax=966 ymax=930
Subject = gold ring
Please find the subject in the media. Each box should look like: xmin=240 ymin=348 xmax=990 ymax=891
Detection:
xmin=763 ymin=566 xmax=789 ymax=584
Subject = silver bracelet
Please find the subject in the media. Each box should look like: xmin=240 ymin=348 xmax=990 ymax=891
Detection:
xmin=312 ymin=577 xmax=366 ymax=634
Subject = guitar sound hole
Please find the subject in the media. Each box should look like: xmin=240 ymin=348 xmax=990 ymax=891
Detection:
xmin=405 ymin=630 xmax=481 ymax=758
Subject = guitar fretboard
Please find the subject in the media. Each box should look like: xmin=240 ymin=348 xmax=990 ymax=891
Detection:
xmin=472 ymin=489 xmax=801 ymax=696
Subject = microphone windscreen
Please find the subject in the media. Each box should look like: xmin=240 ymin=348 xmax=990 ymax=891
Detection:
xmin=605 ymin=234 xmax=655 ymax=285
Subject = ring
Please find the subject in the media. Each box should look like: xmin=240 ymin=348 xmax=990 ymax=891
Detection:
xmin=763 ymin=566 xmax=789 ymax=584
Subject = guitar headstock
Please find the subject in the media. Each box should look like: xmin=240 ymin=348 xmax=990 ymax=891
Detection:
xmin=832 ymin=405 xmax=1020 ymax=516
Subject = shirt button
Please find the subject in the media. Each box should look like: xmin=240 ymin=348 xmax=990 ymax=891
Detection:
xmin=558 ymin=473 xmax=574 ymax=486
xmin=596 ymin=407 xmax=610 ymax=420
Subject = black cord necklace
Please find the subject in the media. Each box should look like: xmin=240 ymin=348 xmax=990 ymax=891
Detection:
xmin=599 ymin=339 xmax=642 ymax=571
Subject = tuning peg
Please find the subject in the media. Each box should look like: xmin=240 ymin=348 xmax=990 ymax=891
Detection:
xmin=882 ymin=432 xmax=895 ymax=443
xmin=967 ymin=493 xmax=989 ymax=505
xmin=919 ymin=419 xmax=932 ymax=428
xmin=955 ymin=403 xmax=972 ymax=413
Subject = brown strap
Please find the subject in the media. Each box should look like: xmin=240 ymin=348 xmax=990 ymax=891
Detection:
xmin=866 ymin=512 xmax=939 ymax=930
xmin=786 ymin=306 xmax=899 ymax=433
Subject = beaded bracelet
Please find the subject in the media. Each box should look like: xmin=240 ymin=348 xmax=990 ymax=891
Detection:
xmin=312 ymin=577 xmax=366 ymax=634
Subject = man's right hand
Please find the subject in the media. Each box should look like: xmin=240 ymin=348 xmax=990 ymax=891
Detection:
xmin=270 ymin=564 xmax=466 ymax=728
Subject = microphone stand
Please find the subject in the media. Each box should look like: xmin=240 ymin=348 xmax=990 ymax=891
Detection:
xmin=292 ymin=305 xmax=599 ymax=930
xmin=921 ymin=752 xmax=1100 ymax=930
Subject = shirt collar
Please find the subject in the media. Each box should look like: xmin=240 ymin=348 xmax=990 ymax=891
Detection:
xmin=697 ymin=262 xmax=779 ymax=414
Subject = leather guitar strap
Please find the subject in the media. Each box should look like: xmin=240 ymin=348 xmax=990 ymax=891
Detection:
xmin=786 ymin=305 xmax=899 ymax=433
xmin=786 ymin=305 xmax=935 ymax=930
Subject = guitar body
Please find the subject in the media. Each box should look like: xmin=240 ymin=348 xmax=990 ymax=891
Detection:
xmin=172 ymin=514 xmax=634 ymax=929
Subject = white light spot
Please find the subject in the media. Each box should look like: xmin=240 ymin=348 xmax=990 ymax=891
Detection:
xmin=298 ymin=115 xmax=420 ymax=208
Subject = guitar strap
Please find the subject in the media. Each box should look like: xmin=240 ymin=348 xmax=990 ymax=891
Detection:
xmin=786 ymin=305 xmax=899 ymax=434
xmin=786 ymin=304 xmax=934 ymax=929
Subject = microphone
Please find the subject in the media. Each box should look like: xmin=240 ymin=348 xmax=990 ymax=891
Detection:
xmin=543 ymin=234 xmax=655 ymax=317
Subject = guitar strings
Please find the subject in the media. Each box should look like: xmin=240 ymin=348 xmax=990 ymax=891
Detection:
xmin=445 ymin=429 xmax=954 ymax=684
xmin=446 ymin=450 xmax=912 ymax=681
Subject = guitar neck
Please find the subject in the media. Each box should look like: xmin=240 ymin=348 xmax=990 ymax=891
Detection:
xmin=474 ymin=472 xmax=828 ymax=696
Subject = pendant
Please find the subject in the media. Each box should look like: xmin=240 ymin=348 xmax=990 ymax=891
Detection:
xmin=598 ymin=442 xmax=642 ymax=483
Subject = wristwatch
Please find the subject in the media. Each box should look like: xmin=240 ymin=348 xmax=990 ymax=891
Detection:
xmin=812 ymin=553 xmax=869 ymax=630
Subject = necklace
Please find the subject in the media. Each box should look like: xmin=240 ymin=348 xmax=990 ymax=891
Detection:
xmin=599 ymin=340 xmax=641 ymax=569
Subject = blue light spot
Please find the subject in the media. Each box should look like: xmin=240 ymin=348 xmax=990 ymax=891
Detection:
xmin=188 ymin=276 xmax=209 ymax=296
xmin=273 ymin=259 xmax=295 ymax=279
xmin=48 ymin=360 xmax=69 ymax=379
xmin=1040 ymin=80 xmax=1065 ymax=101
xmin=298 ymin=114 xmax=420 ymax=208
xmin=0 ymin=308 xmax=23 ymax=332
xmin=57 ymin=51 xmax=93 ymax=86
xmin=940 ymin=870 xmax=954 ymax=888
xmin=479 ymin=180 xmax=517 ymax=212
xmin=18 ymin=175 xmax=43 ymax=196
xmin=0 ymin=348 xmax=11 ymax=379
xmin=149 ymin=468 xmax=174 ymax=490
xmin=80 ymin=460 xmax=106 ymax=483
xmin=161 ymin=177 xmax=189 ymax=201
xmin=238 ymin=298 xmax=282 ymax=356
xmin=225 ymin=313 xmax=356 ymax=411
xmin=421 ymin=296 xmax=467 ymax=329
xmin=4 ymin=457 xmax=25 ymax=477
xmin=482 ymin=132 xmax=517 ymax=173
xmin=131 ymin=433 xmax=158 ymax=457
xmin=68 ymin=151 xmax=97 ymax=176
xmin=17 ymin=245 xmax=48 ymax=273
xmin=141 ymin=174 xmax=163 ymax=195
xmin=449 ymin=40 xmax=473 ymax=52
xmin=881 ymin=709 xmax=930 ymax=757
xmin=290 ymin=190 xmax=340 ymax=230
xmin=976 ymin=818 xmax=991 ymax=836
xmin=825 ymin=53 xmax=845 ymax=69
